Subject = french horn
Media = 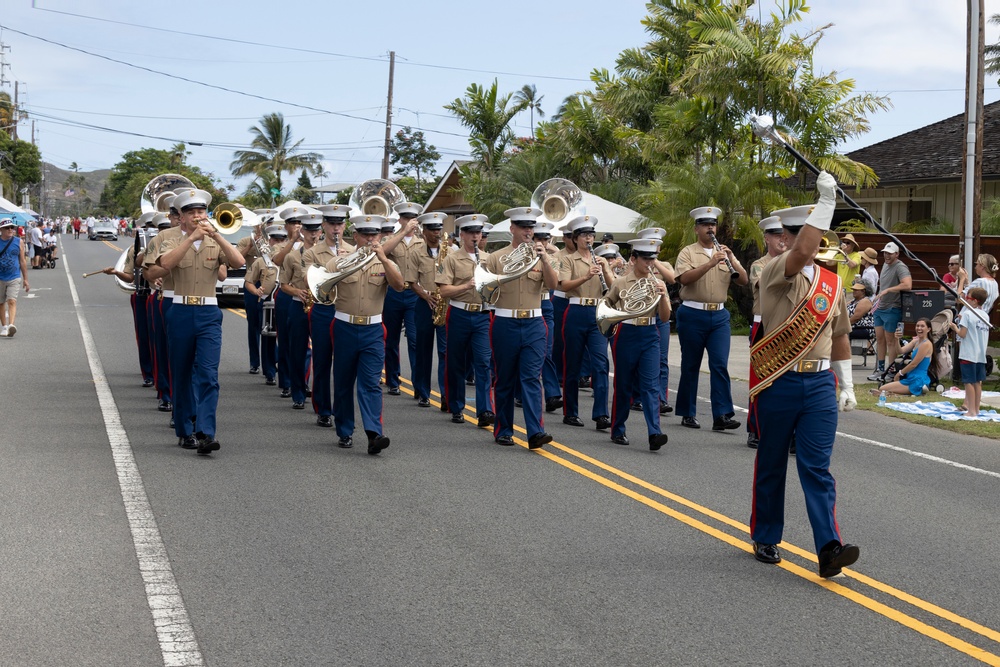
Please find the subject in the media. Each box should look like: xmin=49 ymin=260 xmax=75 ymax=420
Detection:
xmin=595 ymin=277 xmax=662 ymax=337
xmin=306 ymin=246 xmax=378 ymax=305
xmin=473 ymin=242 xmax=539 ymax=305
xmin=530 ymin=178 xmax=586 ymax=224
xmin=349 ymin=179 xmax=407 ymax=219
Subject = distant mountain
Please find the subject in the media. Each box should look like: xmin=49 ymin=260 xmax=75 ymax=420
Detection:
xmin=43 ymin=162 xmax=110 ymax=217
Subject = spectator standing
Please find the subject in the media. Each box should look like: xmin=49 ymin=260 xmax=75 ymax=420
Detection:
xmin=964 ymin=253 xmax=998 ymax=314
xmin=0 ymin=219 xmax=29 ymax=337
xmin=859 ymin=247 xmax=879 ymax=294
xmin=867 ymin=242 xmax=911 ymax=381
xmin=836 ymin=233 xmax=861 ymax=295
xmin=72 ymin=217 xmax=81 ymax=239
xmin=950 ymin=287 xmax=991 ymax=417
xmin=28 ymin=222 xmax=44 ymax=269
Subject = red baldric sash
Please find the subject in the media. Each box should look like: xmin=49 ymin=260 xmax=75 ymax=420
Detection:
xmin=749 ymin=266 xmax=841 ymax=399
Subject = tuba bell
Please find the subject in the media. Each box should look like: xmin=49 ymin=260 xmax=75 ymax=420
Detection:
xmin=595 ymin=277 xmax=662 ymax=337
xmin=530 ymin=178 xmax=586 ymax=224
xmin=306 ymin=246 xmax=378 ymax=305
xmin=473 ymin=242 xmax=539 ymax=304
xmin=141 ymin=173 xmax=195 ymax=214
xmin=349 ymin=179 xmax=407 ymax=219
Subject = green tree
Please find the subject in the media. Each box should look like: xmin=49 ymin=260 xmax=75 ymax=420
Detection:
xmin=229 ymin=112 xmax=323 ymax=193
xmin=100 ymin=147 xmax=225 ymax=217
xmin=389 ymin=126 xmax=441 ymax=195
xmin=0 ymin=133 xmax=42 ymax=205
xmin=289 ymin=169 xmax=316 ymax=204
xmin=444 ymin=81 xmax=528 ymax=173
xmin=0 ymin=92 xmax=13 ymax=140
xmin=513 ymin=84 xmax=545 ymax=136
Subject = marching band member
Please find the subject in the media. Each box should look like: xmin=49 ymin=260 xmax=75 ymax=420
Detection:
xmin=633 ymin=227 xmax=676 ymax=415
xmin=674 ymin=207 xmax=748 ymax=431
xmin=270 ymin=207 xmax=307 ymax=399
xmin=245 ymin=225 xmax=284 ymax=386
xmin=237 ymin=216 xmax=264 ymax=375
xmin=105 ymin=211 xmax=155 ymax=387
xmin=143 ymin=197 xmax=183 ymax=417
xmin=437 ymin=214 xmax=495 ymax=427
xmin=280 ymin=213 xmax=323 ymax=411
xmin=406 ymin=212 xmax=448 ymax=408
xmin=328 ymin=215 xmax=405 ymax=454
xmin=745 ymin=215 xmax=786 ymax=449
xmin=485 ymin=207 xmax=559 ymax=449
xmin=303 ymin=204 xmax=354 ymax=427
xmin=147 ymin=188 xmax=245 ymax=456
xmin=532 ymin=222 xmax=563 ymax=411
xmin=606 ymin=237 xmax=671 ymax=450
xmin=558 ymin=215 xmax=614 ymax=431
xmin=749 ymin=172 xmax=860 ymax=578
xmin=383 ymin=202 xmax=422 ymax=396
xmin=550 ymin=226 xmax=573 ymax=386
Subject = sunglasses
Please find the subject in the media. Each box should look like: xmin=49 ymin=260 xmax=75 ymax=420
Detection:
xmin=948 ymin=262 xmax=958 ymax=266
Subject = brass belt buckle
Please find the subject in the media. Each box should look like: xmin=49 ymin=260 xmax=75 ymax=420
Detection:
xmin=515 ymin=309 xmax=531 ymax=319
xmin=635 ymin=317 xmax=651 ymax=326
xmin=706 ymin=303 xmax=721 ymax=311
xmin=798 ymin=359 xmax=818 ymax=373
xmin=185 ymin=296 xmax=202 ymax=306
xmin=468 ymin=304 xmax=481 ymax=312
xmin=583 ymin=298 xmax=596 ymax=306
xmin=352 ymin=315 xmax=369 ymax=325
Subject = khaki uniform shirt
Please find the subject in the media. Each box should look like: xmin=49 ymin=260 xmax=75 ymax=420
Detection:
xmin=605 ymin=272 xmax=665 ymax=312
xmin=281 ymin=245 xmax=310 ymax=291
xmin=750 ymin=254 xmax=777 ymax=316
xmin=143 ymin=226 xmax=182 ymax=291
xmin=436 ymin=248 xmax=482 ymax=306
xmin=484 ymin=244 xmax=546 ymax=310
xmin=389 ymin=235 xmax=417 ymax=287
xmin=246 ymin=257 xmax=278 ymax=295
xmin=560 ymin=251 xmax=606 ymax=300
xmin=303 ymin=240 xmax=342 ymax=273
xmin=152 ymin=232 xmax=228 ymax=299
xmin=236 ymin=236 xmax=259 ymax=264
xmin=676 ymin=242 xmax=732 ymax=304
xmin=759 ymin=253 xmax=851 ymax=360
xmin=405 ymin=239 xmax=440 ymax=292
xmin=325 ymin=254 xmax=398 ymax=317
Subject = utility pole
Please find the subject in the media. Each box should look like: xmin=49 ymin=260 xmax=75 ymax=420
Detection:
xmin=381 ymin=51 xmax=395 ymax=180
xmin=0 ymin=41 xmax=10 ymax=88
xmin=12 ymin=81 xmax=18 ymax=140
xmin=961 ymin=0 xmax=985 ymax=269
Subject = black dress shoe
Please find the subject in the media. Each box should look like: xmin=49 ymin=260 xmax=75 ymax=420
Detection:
xmin=177 ymin=436 xmax=198 ymax=449
xmin=305 ymin=389 xmax=312 ymax=398
xmin=611 ymin=434 xmax=630 ymax=446
xmin=495 ymin=435 xmax=515 ymax=446
xmin=465 ymin=378 xmax=476 ymax=386
xmin=265 ymin=377 xmax=277 ymax=386
xmin=649 ymin=433 xmax=668 ymax=451
xmin=317 ymin=416 xmax=333 ymax=428
xmin=196 ymin=436 xmax=220 ymax=456
xmin=595 ymin=416 xmax=611 ymax=430
xmin=563 ymin=416 xmax=585 ymax=427
xmin=338 ymin=436 xmax=354 ymax=448
xmin=789 ymin=437 xmax=797 ymax=456
xmin=712 ymin=416 xmax=740 ymax=431
xmin=451 ymin=413 xmax=465 ymax=424
xmin=681 ymin=417 xmax=701 ymax=429
xmin=280 ymin=388 xmax=292 ymax=398
xmin=818 ymin=542 xmax=860 ymax=578
xmin=528 ymin=432 xmax=552 ymax=449
xmin=753 ymin=542 xmax=781 ymax=564
xmin=292 ymin=401 xmax=305 ymax=410
xmin=746 ymin=432 xmax=759 ymax=449
xmin=659 ymin=402 xmax=673 ymax=414
xmin=579 ymin=376 xmax=592 ymax=388
xmin=514 ymin=398 xmax=522 ymax=408
xmin=440 ymin=402 xmax=449 ymax=413
xmin=249 ymin=367 xmax=260 ymax=375
xmin=157 ymin=400 xmax=172 ymax=412
xmin=477 ymin=411 xmax=495 ymax=428
xmin=630 ymin=402 xmax=643 ymax=412
xmin=545 ymin=397 xmax=563 ymax=412
xmin=417 ymin=397 xmax=430 ymax=407
xmin=368 ymin=434 xmax=390 ymax=455
xmin=387 ymin=387 xmax=401 ymax=396
xmin=142 ymin=378 xmax=154 ymax=387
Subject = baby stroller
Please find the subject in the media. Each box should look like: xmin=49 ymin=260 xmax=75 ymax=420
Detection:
xmin=872 ymin=309 xmax=953 ymax=390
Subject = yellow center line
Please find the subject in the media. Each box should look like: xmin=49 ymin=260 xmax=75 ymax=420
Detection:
xmin=393 ymin=374 xmax=1000 ymax=662
xmin=226 ymin=308 xmax=247 ymax=319
xmin=101 ymin=240 xmax=121 ymax=252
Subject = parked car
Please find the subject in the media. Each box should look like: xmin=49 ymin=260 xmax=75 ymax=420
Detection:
xmin=216 ymin=223 xmax=254 ymax=308
xmin=90 ymin=220 xmax=119 ymax=241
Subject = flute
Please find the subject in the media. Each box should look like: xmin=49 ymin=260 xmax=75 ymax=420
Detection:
xmin=708 ymin=232 xmax=738 ymax=279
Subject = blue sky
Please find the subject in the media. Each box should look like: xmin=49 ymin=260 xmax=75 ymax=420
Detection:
xmin=2 ymin=0 xmax=998 ymax=194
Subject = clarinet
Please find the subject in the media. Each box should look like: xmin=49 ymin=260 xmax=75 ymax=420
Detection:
xmin=587 ymin=243 xmax=609 ymax=294
xmin=708 ymin=232 xmax=739 ymax=280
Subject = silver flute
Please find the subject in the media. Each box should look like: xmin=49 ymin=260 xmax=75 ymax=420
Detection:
xmin=708 ymin=232 xmax=739 ymax=279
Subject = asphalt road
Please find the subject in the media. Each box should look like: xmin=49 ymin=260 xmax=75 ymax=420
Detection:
xmin=1 ymin=234 xmax=999 ymax=666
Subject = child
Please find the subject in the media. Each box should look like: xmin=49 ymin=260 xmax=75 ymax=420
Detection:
xmin=950 ymin=287 xmax=991 ymax=417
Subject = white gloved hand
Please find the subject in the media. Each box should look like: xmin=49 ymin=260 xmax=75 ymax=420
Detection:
xmin=805 ymin=171 xmax=838 ymax=232
xmin=831 ymin=359 xmax=856 ymax=411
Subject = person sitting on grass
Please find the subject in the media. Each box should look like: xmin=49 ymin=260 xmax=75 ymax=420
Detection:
xmin=949 ymin=287 xmax=991 ymax=417
xmin=873 ymin=317 xmax=935 ymax=397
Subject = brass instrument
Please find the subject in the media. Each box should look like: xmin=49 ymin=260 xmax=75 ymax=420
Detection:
xmin=252 ymin=222 xmax=276 ymax=269
xmin=306 ymin=245 xmax=378 ymax=305
xmin=261 ymin=291 xmax=277 ymax=337
xmin=530 ymin=178 xmax=586 ymax=224
xmin=816 ymin=230 xmax=851 ymax=264
xmin=596 ymin=277 xmax=663 ymax=337
xmin=473 ymin=242 xmax=539 ymax=305
xmin=431 ymin=243 xmax=450 ymax=326
xmin=348 ymin=179 xmax=407 ymax=218
xmin=141 ymin=173 xmax=195 ymax=214
xmin=210 ymin=202 xmax=249 ymax=236
xmin=708 ymin=232 xmax=739 ymax=280
xmin=587 ymin=243 xmax=609 ymax=294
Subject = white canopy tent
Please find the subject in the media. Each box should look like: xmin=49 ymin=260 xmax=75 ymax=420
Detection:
xmin=0 ymin=194 xmax=36 ymax=226
xmin=486 ymin=191 xmax=650 ymax=244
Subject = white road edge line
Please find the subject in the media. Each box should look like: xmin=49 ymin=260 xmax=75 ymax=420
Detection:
xmin=64 ymin=252 xmax=205 ymax=666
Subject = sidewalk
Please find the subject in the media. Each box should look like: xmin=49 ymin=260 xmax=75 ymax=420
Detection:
xmin=716 ymin=336 xmax=1000 ymax=409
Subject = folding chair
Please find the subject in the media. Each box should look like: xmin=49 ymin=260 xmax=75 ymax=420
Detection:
xmin=850 ymin=326 xmax=877 ymax=367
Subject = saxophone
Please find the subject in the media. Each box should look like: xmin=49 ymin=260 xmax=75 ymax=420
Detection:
xmin=431 ymin=242 xmax=450 ymax=326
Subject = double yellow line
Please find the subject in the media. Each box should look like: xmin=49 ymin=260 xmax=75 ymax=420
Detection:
xmin=395 ymin=375 xmax=1000 ymax=665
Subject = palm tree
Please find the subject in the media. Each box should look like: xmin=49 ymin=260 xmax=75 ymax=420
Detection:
xmin=514 ymin=84 xmax=545 ymax=136
xmin=230 ymin=112 xmax=323 ymax=193
xmin=444 ymin=81 xmax=528 ymax=173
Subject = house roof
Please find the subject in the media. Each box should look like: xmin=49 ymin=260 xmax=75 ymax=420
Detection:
xmin=424 ymin=160 xmax=470 ymax=210
xmin=844 ymin=100 xmax=1000 ymax=185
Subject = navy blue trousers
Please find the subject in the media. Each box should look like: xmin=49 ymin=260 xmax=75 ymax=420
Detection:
xmin=332 ymin=320 xmax=386 ymax=438
xmin=383 ymin=288 xmax=417 ymax=390
xmin=275 ymin=290 xmax=292 ymax=390
xmin=244 ymin=289 xmax=261 ymax=369
xmin=131 ymin=293 xmax=153 ymax=382
xmin=562 ymin=304 xmax=609 ymax=420
xmin=674 ymin=305 xmax=734 ymax=419
xmin=165 ymin=304 xmax=223 ymax=438
xmin=491 ymin=315 xmax=546 ymax=439
xmin=286 ymin=300 xmax=311 ymax=404
xmin=149 ymin=296 xmax=172 ymax=403
xmin=413 ymin=299 xmax=446 ymax=402
xmin=309 ymin=303 xmax=336 ymax=417
xmin=444 ymin=306 xmax=493 ymax=416
xmin=611 ymin=324 xmax=662 ymax=438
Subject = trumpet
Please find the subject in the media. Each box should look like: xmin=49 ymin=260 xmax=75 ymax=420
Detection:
xmin=708 ymin=232 xmax=739 ymax=280
xmin=211 ymin=203 xmax=248 ymax=235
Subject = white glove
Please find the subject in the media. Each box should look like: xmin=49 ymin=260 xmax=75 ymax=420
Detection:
xmin=831 ymin=359 xmax=856 ymax=411
xmin=805 ymin=171 xmax=838 ymax=232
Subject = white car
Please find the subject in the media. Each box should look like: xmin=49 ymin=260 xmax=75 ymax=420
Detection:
xmin=216 ymin=224 xmax=253 ymax=307
xmin=90 ymin=220 xmax=119 ymax=241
